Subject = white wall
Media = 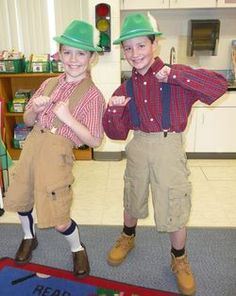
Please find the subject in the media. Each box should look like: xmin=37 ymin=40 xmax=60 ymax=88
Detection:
xmin=86 ymin=0 xmax=127 ymax=152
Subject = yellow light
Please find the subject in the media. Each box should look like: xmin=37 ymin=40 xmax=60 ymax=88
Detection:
xmin=96 ymin=19 xmax=109 ymax=32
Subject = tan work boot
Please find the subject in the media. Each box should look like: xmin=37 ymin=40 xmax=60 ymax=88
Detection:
xmin=107 ymin=233 xmax=135 ymax=266
xmin=171 ymin=253 xmax=196 ymax=295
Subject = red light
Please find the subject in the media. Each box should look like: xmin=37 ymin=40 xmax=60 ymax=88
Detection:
xmin=96 ymin=3 xmax=109 ymax=17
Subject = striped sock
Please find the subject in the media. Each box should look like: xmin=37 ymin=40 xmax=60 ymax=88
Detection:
xmin=18 ymin=209 xmax=35 ymax=239
xmin=58 ymin=219 xmax=83 ymax=252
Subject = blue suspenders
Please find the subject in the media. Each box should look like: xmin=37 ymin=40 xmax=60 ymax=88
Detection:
xmin=161 ymin=82 xmax=171 ymax=137
xmin=126 ymin=78 xmax=171 ymax=136
xmin=126 ymin=78 xmax=141 ymax=128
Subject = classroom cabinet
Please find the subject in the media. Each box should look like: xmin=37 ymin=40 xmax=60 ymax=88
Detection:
xmin=120 ymin=0 xmax=236 ymax=10
xmin=217 ymin=0 xmax=236 ymax=7
xmin=0 ymin=73 xmax=92 ymax=160
xmin=120 ymin=0 xmax=169 ymax=10
xmin=194 ymin=107 xmax=236 ymax=152
xmin=120 ymin=0 xmax=217 ymax=10
xmin=169 ymin=0 xmax=216 ymax=9
xmin=184 ymin=109 xmax=197 ymax=152
xmin=184 ymin=92 xmax=236 ymax=153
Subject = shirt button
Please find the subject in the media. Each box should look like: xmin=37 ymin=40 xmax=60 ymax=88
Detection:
xmin=108 ymin=120 xmax=111 ymax=123
xmin=160 ymin=87 xmax=162 ymax=91
xmin=144 ymin=99 xmax=147 ymax=103
xmin=113 ymin=109 xmax=117 ymax=113
xmin=173 ymin=75 xmax=176 ymax=79
xmin=187 ymin=79 xmax=190 ymax=82
xmin=150 ymin=118 xmax=154 ymax=122
xmin=143 ymin=81 xmax=147 ymax=85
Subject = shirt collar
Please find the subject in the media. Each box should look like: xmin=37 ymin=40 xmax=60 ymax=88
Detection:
xmin=132 ymin=57 xmax=165 ymax=79
xmin=57 ymin=73 xmax=87 ymax=87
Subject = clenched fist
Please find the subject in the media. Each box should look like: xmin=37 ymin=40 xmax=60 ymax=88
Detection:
xmin=156 ymin=65 xmax=171 ymax=83
xmin=53 ymin=100 xmax=72 ymax=124
xmin=32 ymin=96 xmax=51 ymax=113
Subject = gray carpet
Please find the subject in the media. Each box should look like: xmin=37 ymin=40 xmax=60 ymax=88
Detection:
xmin=0 ymin=224 xmax=235 ymax=296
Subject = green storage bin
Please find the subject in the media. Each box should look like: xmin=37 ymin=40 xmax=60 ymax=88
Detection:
xmin=25 ymin=61 xmax=50 ymax=73
xmin=7 ymin=101 xmax=14 ymax=113
xmin=13 ymin=139 xmax=25 ymax=149
xmin=0 ymin=59 xmax=25 ymax=73
xmin=51 ymin=60 xmax=64 ymax=73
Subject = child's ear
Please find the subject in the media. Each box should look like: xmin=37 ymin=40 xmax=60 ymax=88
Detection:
xmin=90 ymin=52 xmax=98 ymax=66
xmin=152 ymin=39 xmax=158 ymax=53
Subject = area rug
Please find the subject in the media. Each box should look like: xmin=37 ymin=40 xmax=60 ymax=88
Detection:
xmin=0 ymin=257 xmax=179 ymax=296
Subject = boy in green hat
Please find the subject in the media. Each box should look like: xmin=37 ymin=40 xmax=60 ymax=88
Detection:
xmin=103 ymin=13 xmax=227 ymax=295
xmin=4 ymin=20 xmax=105 ymax=278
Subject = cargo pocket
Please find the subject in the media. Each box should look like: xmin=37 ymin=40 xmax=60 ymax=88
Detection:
xmin=167 ymin=182 xmax=192 ymax=228
xmin=47 ymin=174 xmax=75 ymax=219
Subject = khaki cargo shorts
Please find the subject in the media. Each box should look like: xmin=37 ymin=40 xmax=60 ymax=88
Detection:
xmin=4 ymin=126 xmax=75 ymax=228
xmin=124 ymin=131 xmax=192 ymax=232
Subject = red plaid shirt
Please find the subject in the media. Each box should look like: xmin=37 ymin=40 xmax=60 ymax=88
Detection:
xmin=26 ymin=73 xmax=105 ymax=146
xmin=103 ymin=57 xmax=228 ymax=140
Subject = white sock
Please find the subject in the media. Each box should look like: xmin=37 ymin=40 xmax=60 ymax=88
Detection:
xmin=18 ymin=211 xmax=35 ymax=239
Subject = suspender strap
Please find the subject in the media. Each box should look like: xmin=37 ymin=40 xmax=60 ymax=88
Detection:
xmin=126 ymin=78 xmax=171 ymax=134
xmin=126 ymin=78 xmax=141 ymax=128
xmin=43 ymin=77 xmax=94 ymax=130
xmin=43 ymin=77 xmax=59 ymax=97
xmin=161 ymin=82 xmax=171 ymax=135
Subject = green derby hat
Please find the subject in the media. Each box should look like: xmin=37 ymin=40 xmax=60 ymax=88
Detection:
xmin=113 ymin=13 xmax=162 ymax=45
xmin=54 ymin=20 xmax=102 ymax=52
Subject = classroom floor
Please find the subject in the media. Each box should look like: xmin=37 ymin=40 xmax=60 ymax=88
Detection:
xmin=1 ymin=159 xmax=236 ymax=228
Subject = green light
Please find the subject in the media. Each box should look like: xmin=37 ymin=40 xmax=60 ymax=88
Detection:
xmin=100 ymin=32 xmax=110 ymax=47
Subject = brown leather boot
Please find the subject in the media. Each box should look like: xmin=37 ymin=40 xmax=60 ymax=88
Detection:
xmin=15 ymin=237 xmax=38 ymax=264
xmin=73 ymin=243 xmax=90 ymax=278
xmin=171 ymin=253 xmax=196 ymax=295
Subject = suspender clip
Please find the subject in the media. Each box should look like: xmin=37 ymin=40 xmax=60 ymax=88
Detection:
xmin=50 ymin=126 xmax=57 ymax=134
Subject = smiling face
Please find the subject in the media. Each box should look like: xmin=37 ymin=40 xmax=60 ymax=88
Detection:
xmin=122 ymin=36 xmax=157 ymax=76
xmin=60 ymin=45 xmax=95 ymax=82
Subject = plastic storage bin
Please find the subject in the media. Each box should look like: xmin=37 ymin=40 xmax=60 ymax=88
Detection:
xmin=0 ymin=59 xmax=25 ymax=73
xmin=51 ymin=61 xmax=64 ymax=73
xmin=13 ymin=124 xmax=32 ymax=149
xmin=25 ymin=61 xmax=50 ymax=73
xmin=7 ymin=98 xmax=28 ymax=113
